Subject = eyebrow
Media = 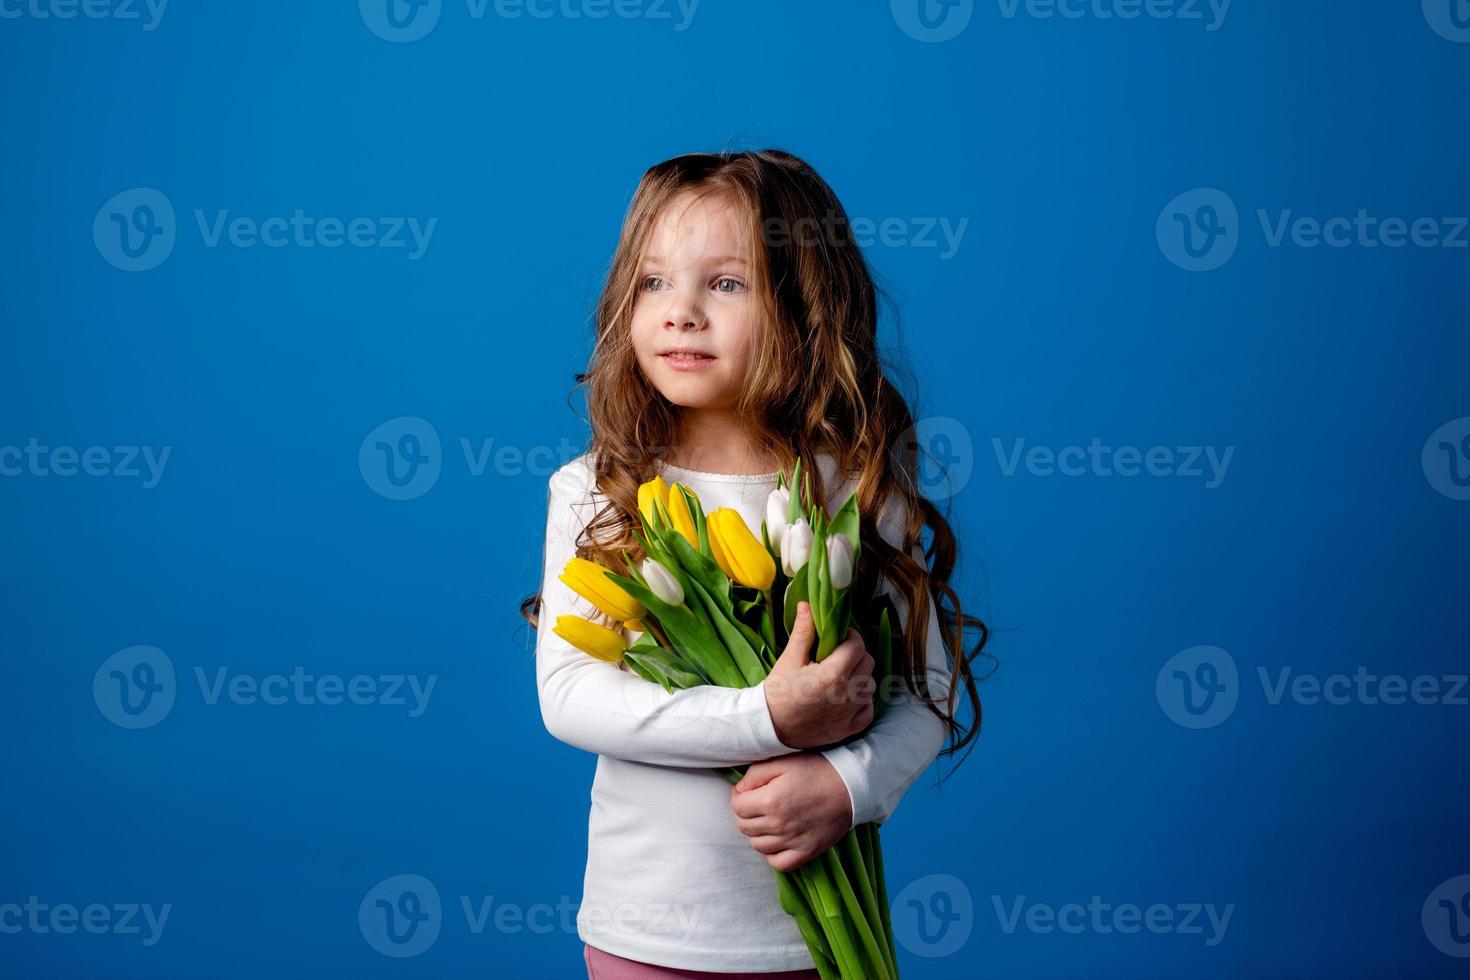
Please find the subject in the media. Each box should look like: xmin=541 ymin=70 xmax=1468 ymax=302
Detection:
xmin=641 ymin=255 xmax=750 ymax=267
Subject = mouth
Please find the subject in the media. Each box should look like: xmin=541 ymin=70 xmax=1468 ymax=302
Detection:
xmin=659 ymin=349 xmax=717 ymax=370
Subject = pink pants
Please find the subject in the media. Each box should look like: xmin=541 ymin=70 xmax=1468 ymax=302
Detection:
xmin=583 ymin=944 xmax=822 ymax=979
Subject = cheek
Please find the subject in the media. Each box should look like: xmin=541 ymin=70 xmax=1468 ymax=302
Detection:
xmin=629 ymin=314 xmax=659 ymax=358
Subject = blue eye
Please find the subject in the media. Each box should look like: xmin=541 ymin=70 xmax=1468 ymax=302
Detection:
xmin=713 ymin=277 xmax=745 ymax=293
xmin=641 ymin=275 xmax=666 ymax=292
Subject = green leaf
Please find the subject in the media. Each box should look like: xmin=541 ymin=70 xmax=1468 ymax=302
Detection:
xmin=606 ymin=574 xmax=745 ymax=687
xmin=623 ymin=652 xmax=671 ymax=692
xmin=875 ymin=606 xmax=894 ymax=718
xmin=685 ymin=576 xmax=766 ymax=687
xmin=787 ymin=458 xmax=805 ymax=525
xmin=783 ymin=564 xmax=809 ymax=634
xmin=828 ymin=491 xmax=861 ymax=565
xmin=624 ymin=647 xmax=703 ymax=692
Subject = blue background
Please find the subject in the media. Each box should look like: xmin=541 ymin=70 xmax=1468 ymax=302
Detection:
xmin=3 ymin=1 xmax=1469 ymax=977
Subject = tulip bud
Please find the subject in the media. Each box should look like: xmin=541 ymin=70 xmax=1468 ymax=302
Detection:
xmin=641 ymin=558 xmax=684 ymax=606
xmin=826 ymin=534 xmax=854 ymax=590
xmin=765 ymin=487 xmax=790 ymax=557
xmin=707 ymin=508 xmax=777 ymax=591
xmin=552 ymin=614 xmax=628 ymax=663
xmin=781 ymin=518 xmax=814 ymax=577
xmin=637 ymin=475 xmax=670 ymax=528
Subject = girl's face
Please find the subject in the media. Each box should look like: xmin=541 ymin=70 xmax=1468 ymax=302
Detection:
xmin=630 ymin=190 xmax=762 ymax=413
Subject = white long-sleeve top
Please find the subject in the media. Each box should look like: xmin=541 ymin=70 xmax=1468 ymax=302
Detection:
xmin=535 ymin=451 xmax=953 ymax=973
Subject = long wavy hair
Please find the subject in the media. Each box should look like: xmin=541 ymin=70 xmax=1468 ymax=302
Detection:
xmin=521 ymin=148 xmax=993 ymax=769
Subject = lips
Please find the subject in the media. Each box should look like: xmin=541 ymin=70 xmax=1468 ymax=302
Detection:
xmin=659 ymin=349 xmax=715 ymax=359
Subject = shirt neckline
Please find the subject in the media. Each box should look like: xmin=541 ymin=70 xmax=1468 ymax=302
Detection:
xmin=658 ymin=461 xmax=781 ymax=484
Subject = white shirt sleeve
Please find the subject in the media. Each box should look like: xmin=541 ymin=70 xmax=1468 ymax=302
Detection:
xmin=535 ymin=458 xmax=801 ymax=767
xmin=819 ymin=497 xmax=954 ymax=828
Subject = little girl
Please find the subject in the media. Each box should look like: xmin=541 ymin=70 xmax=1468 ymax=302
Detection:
xmin=522 ymin=149 xmax=987 ymax=978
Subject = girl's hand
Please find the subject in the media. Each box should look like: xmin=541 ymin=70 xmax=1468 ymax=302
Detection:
xmin=729 ymin=754 xmax=852 ymax=873
xmin=762 ymin=602 xmax=876 ymax=749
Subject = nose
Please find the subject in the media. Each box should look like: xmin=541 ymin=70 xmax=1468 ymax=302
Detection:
xmin=662 ymin=283 xmax=706 ymax=331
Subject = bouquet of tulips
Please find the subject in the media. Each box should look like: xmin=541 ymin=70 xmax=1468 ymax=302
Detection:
xmin=552 ymin=460 xmax=903 ymax=980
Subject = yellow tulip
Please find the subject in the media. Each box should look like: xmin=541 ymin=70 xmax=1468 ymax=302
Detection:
xmin=638 ymin=475 xmax=701 ymax=548
xmin=706 ymin=520 xmax=738 ymax=581
xmin=706 ymin=508 xmax=776 ymax=591
xmin=637 ymin=475 xmax=670 ymax=527
xmin=552 ymin=615 xmax=627 ymax=663
xmin=560 ymin=557 xmax=646 ymax=622
xmin=666 ymin=483 xmax=700 ymax=549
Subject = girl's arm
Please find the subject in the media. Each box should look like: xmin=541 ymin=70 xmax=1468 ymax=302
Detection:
xmin=817 ymin=503 xmax=956 ymax=828
xmin=535 ymin=458 xmax=801 ymax=768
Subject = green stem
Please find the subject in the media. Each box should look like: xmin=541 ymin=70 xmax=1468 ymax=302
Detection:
xmin=821 ymin=850 xmax=892 ymax=980
xmin=776 ymin=871 xmax=838 ymax=980
xmin=806 ymin=860 xmax=866 ymax=979
xmin=840 ymin=830 xmax=895 ymax=979
xmin=871 ymin=824 xmax=897 ymax=974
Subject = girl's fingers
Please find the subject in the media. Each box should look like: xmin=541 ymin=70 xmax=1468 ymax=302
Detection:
xmin=765 ymin=849 xmax=810 ymax=873
xmin=735 ymin=815 xmax=782 ymax=837
xmin=730 ymin=786 xmax=774 ymax=819
xmin=745 ymin=834 xmax=787 ymax=855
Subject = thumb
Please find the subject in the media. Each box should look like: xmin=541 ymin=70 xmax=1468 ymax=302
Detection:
xmin=778 ymin=601 xmax=815 ymax=668
xmin=735 ymin=763 xmax=779 ymax=793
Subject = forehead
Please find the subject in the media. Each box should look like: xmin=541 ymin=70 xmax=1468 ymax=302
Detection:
xmin=643 ymin=189 xmax=752 ymax=262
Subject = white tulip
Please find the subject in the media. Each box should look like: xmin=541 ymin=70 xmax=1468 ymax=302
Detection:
xmin=641 ymin=558 xmax=684 ymax=606
xmin=765 ymin=487 xmax=791 ymax=557
xmin=781 ymin=519 xmax=814 ymax=577
xmin=826 ymin=535 xmax=854 ymax=590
